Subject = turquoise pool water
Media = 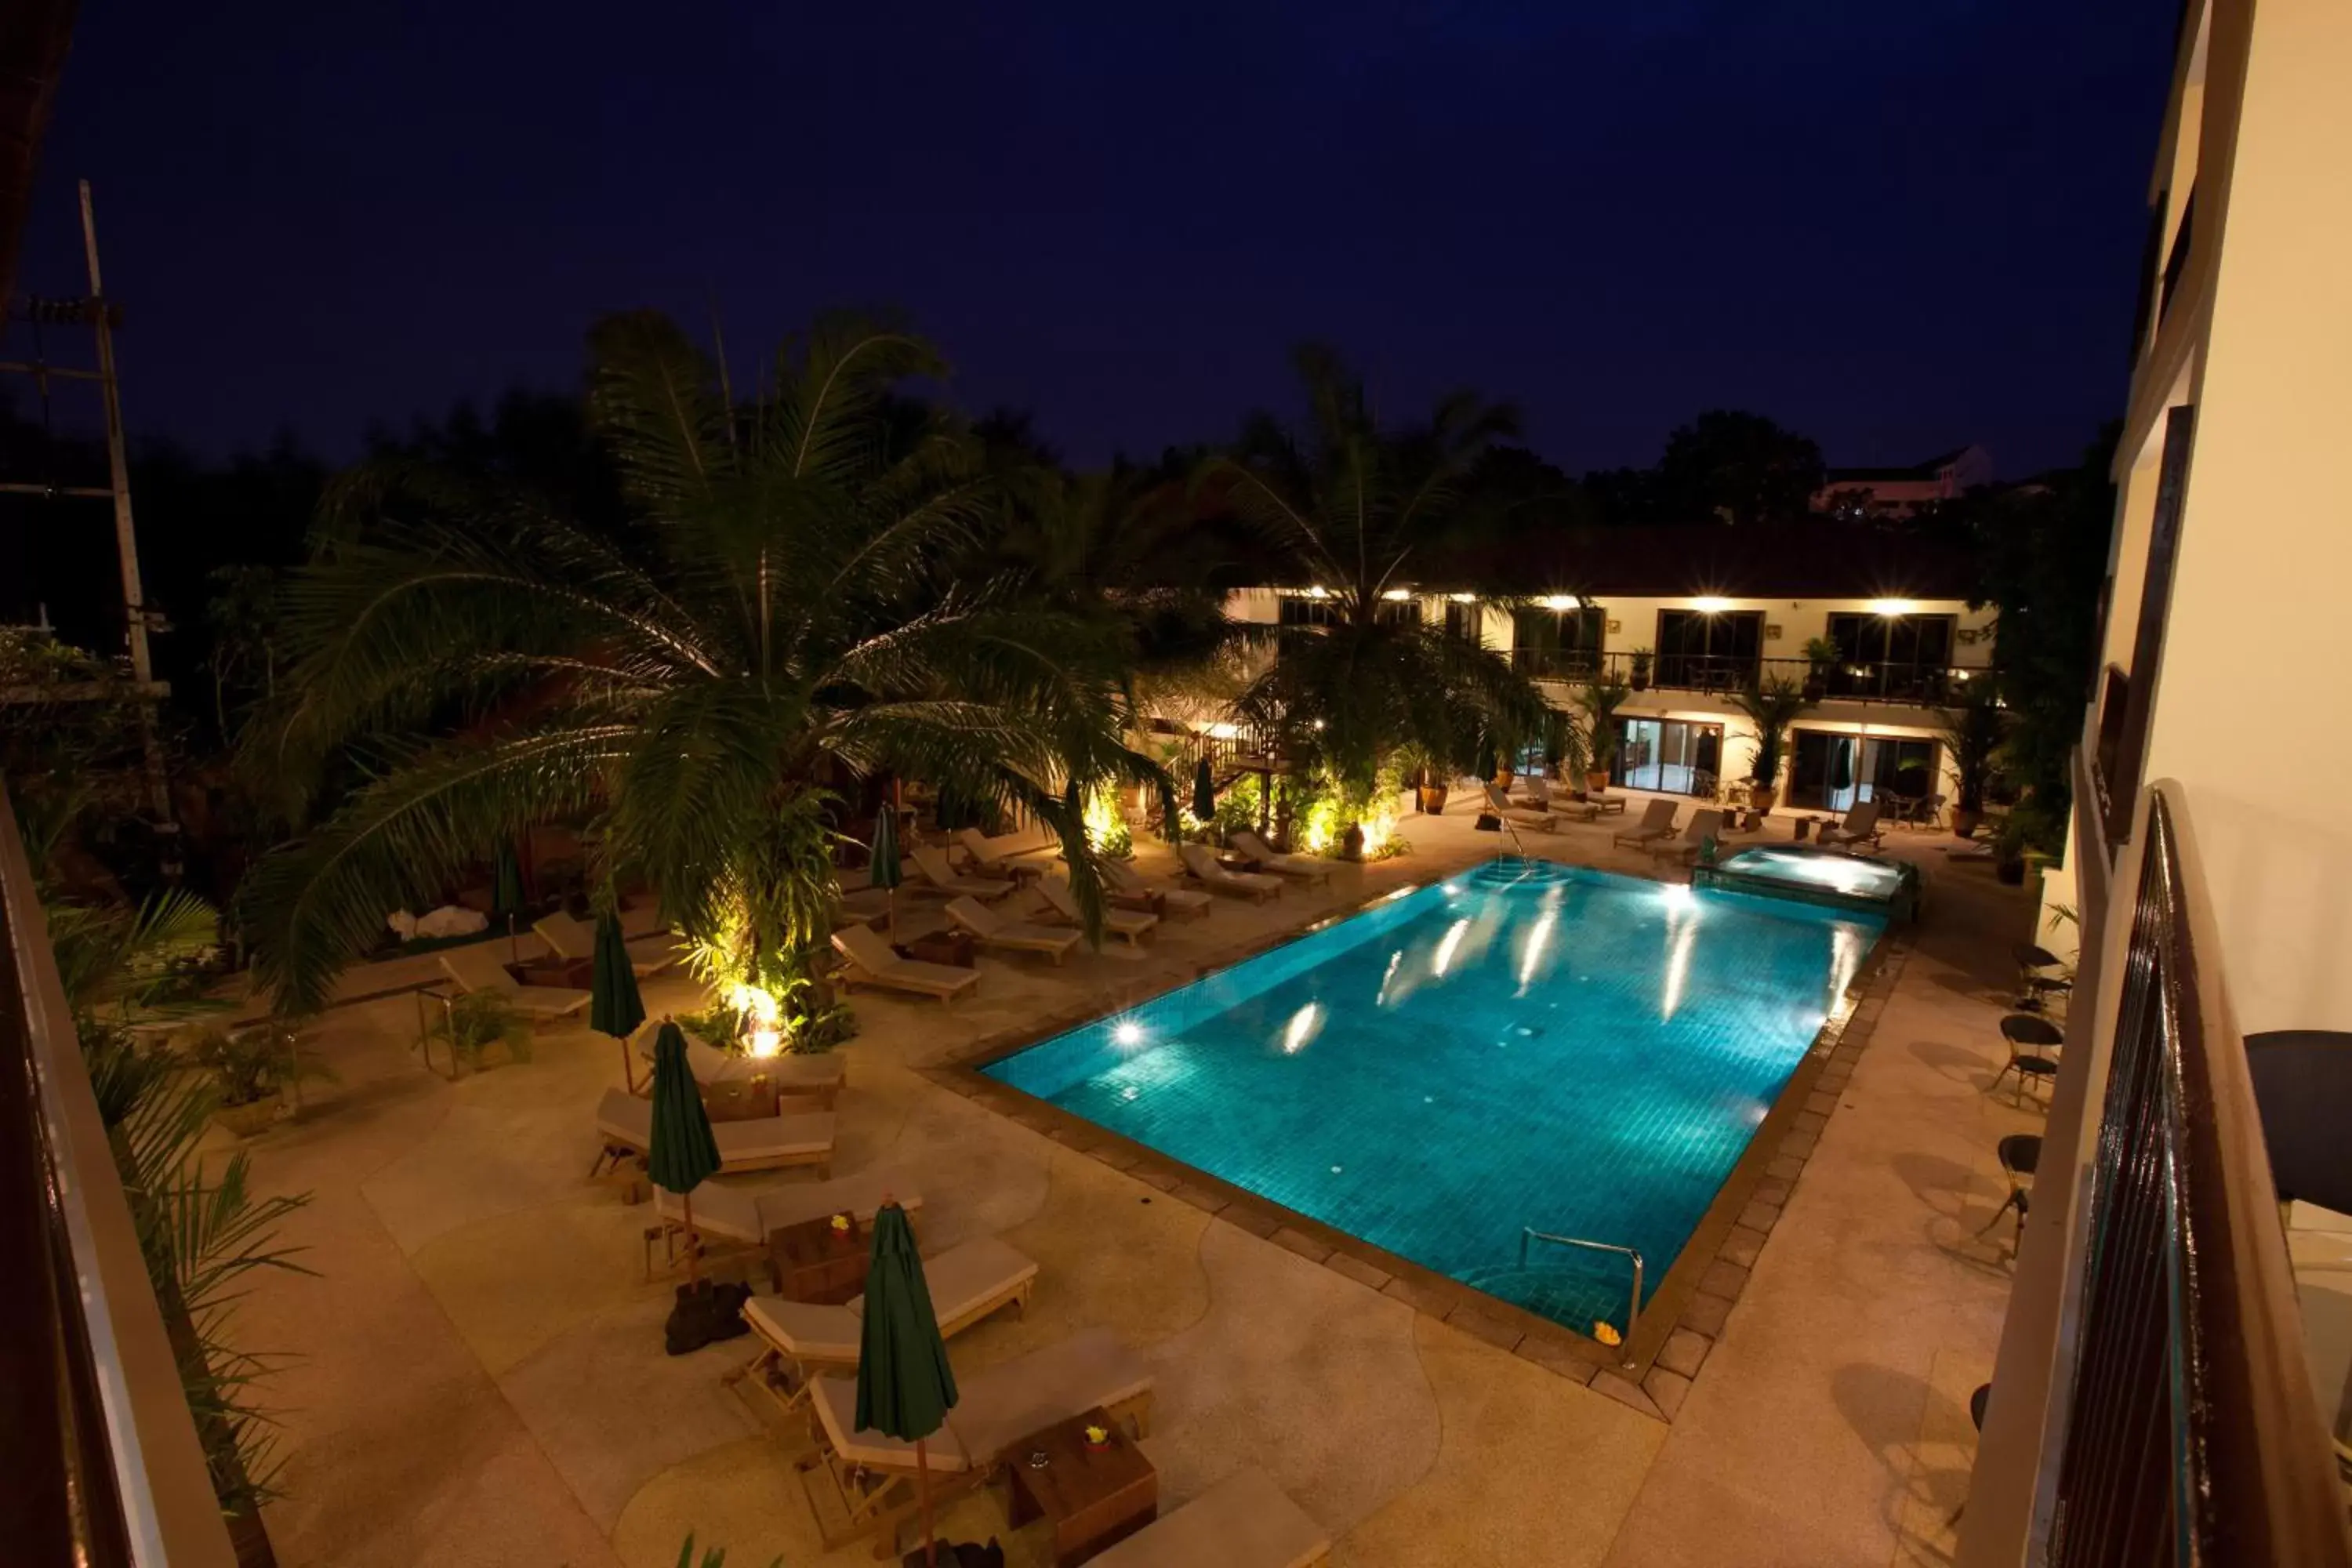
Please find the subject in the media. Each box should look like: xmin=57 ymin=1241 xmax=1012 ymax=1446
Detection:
xmin=982 ymin=858 xmax=1882 ymax=1336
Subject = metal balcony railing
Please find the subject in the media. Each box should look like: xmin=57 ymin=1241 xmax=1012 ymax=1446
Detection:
xmin=1509 ymin=649 xmax=1978 ymax=706
xmin=0 ymin=782 xmax=239 ymax=1566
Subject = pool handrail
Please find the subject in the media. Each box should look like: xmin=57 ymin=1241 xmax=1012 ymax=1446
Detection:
xmin=1519 ymin=1227 xmax=1643 ymax=1367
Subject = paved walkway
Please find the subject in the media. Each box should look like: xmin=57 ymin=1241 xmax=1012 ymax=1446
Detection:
xmin=227 ymin=797 xmax=2039 ymax=1566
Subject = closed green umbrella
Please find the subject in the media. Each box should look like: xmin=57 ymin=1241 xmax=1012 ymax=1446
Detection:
xmin=647 ymin=1022 xmax=720 ymax=1284
xmin=591 ymin=909 xmax=647 ymax=1091
xmin=856 ymin=1201 xmax=957 ymax=1568
xmin=869 ymin=808 xmax=903 ymax=941
xmin=1831 ymin=739 xmax=1854 ymax=797
xmin=1192 ymin=757 xmax=1215 ymax=822
xmin=492 ymin=840 xmax=525 ymax=961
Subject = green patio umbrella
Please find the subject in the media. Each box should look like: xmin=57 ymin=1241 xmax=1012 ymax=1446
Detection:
xmin=1192 ymin=757 xmax=1215 ymax=823
xmin=647 ymin=1022 xmax=720 ymax=1284
xmin=856 ymin=1201 xmax=958 ymax=1568
xmin=1831 ymin=739 xmax=1855 ymax=800
xmin=869 ymin=808 xmax=904 ymax=941
xmin=492 ymin=840 xmax=525 ymax=962
xmin=591 ymin=909 xmax=647 ymax=1091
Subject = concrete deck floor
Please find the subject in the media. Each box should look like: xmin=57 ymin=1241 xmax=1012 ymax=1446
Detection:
xmin=227 ymin=796 xmax=2045 ymax=1567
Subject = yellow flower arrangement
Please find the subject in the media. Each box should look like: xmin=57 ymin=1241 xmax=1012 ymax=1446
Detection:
xmin=1083 ymin=1424 xmax=1110 ymax=1446
xmin=1592 ymin=1320 xmax=1623 ymax=1348
xmin=829 ymin=1212 xmax=852 ymax=1233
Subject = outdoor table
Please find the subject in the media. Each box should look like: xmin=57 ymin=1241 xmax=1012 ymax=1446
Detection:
xmin=1007 ymin=1406 xmax=1159 ymax=1566
xmin=768 ymin=1212 xmax=867 ymax=1303
xmin=897 ymin=929 xmax=977 ymax=968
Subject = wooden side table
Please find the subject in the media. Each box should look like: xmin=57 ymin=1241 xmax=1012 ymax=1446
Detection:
xmin=768 ymin=1213 xmax=868 ymax=1303
xmin=897 ymin=930 xmax=977 ymax=968
xmin=1006 ymin=1407 xmax=1158 ymax=1566
xmin=701 ymin=1075 xmax=779 ymax=1123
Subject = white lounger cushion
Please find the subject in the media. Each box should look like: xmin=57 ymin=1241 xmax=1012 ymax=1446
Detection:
xmin=1229 ymin=831 xmax=1334 ymax=882
xmin=593 ymin=1088 xmax=834 ymax=1165
xmin=1087 ymin=1471 xmax=1330 ymax=1568
xmin=832 ymin=927 xmax=981 ymax=997
xmin=1179 ymin=845 xmax=1283 ymax=895
xmin=654 ymin=1168 xmax=923 ymax=1243
xmin=438 ymin=946 xmax=593 ymax=1014
xmin=946 ymin=896 xmax=1080 ymax=958
xmin=1103 ymin=862 xmax=1214 ymax=914
xmin=741 ymin=1236 xmax=1036 ymax=1364
xmin=808 ymin=1325 xmax=1149 ymax=1475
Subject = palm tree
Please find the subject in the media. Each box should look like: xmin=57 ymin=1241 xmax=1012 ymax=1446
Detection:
xmin=240 ymin=311 xmax=1157 ymax=1014
xmin=1578 ymin=677 xmax=1632 ymax=787
xmin=1207 ymin=346 xmax=1550 ymax=831
xmin=1727 ymin=675 xmax=1816 ymax=808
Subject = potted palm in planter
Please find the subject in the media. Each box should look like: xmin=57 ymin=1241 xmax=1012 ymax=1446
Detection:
xmin=186 ymin=1019 xmax=318 ymax=1138
xmin=1940 ymin=686 xmax=2006 ymax=839
xmin=1801 ymin=637 xmax=1839 ymax=701
xmin=1628 ymin=648 xmax=1653 ymax=692
xmin=428 ymin=991 xmax=534 ymax=1073
xmin=1728 ymin=675 xmax=1815 ymax=815
xmin=1579 ymin=677 xmax=1632 ymax=793
xmin=1396 ymin=744 xmax=1448 ymax=815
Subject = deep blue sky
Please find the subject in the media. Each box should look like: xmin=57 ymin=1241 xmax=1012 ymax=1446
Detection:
xmin=20 ymin=1 xmax=2175 ymax=478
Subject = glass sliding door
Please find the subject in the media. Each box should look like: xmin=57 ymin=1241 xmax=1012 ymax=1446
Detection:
xmin=1612 ymin=718 xmax=1723 ymax=797
xmin=1788 ymin=730 xmax=1940 ymax=811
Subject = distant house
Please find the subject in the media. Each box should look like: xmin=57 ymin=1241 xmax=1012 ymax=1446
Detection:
xmin=1813 ymin=445 xmax=1992 ymax=517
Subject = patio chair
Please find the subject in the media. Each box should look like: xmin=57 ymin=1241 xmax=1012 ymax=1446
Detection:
xmin=797 ymin=1327 xmax=1154 ymax=1554
xmin=1103 ymin=856 xmax=1214 ymax=919
xmin=1611 ymin=798 xmax=1679 ymax=849
xmin=1988 ymin=1013 xmax=2063 ymax=1107
xmin=1902 ymin=793 xmax=1947 ymax=831
xmin=1087 ymin=1471 xmax=1333 ymax=1568
xmin=1648 ymin=808 xmax=1725 ymax=865
xmin=530 ymin=909 xmax=686 ymax=978
xmin=1819 ymin=799 xmax=1886 ymax=852
xmin=1479 ymin=782 xmax=1556 ymax=833
xmin=1178 ymin=844 xmax=1283 ymax=902
xmin=1036 ymin=875 xmax=1159 ymax=945
xmin=908 ymin=844 xmax=1018 ymax=902
xmin=630 ymin=1022 xmax=846 ymax=1108
xmin=737 ymin=1236 xmax=1038 ymax=1410
xmin=1971 ymin=1133 xmax=2040 ymax=1255
xmin=1228 ymin=828 xmax=1336 ymax=884
xmin=829 ymin=926 xmax=981 ymax=1004
xmin=651 ymin=1167 xmax=922 ymax=1248
xmin=590 ymin=1087 xmax=836 ymax=1178
xmin=436 ymin=943 xmax=592 ymax=1025
xmin=945 ymin=895 xmax=1083 ymax=964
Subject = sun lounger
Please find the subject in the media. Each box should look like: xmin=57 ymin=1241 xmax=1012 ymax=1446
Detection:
xmin=1179 ymin=844 xmax=1283 ymax=902
xmin=829 ymin=926 xmax=981 ymax=1004
xmin=437 ymin=943 xmax=592 ymax=1023
xmin=833 ymin=885 xmax=895 ymax=928
xmin=632 ymin=1022 xmax=846 ymax=1107
xmin=1087 ymin=1472 xmax=1333 ymax=1568
xmin=738 ymin=1236 xmax=1037 ymax=1406
xmin=1581 ymin=791 xmax=1629 ymax=817
xmin=1034 ymin=875 xmax=1158 ymax=945
xmin=797 ymin=1327 xmax=1153 ymax=1553
xmin=954 ymin=826 xmax=1045 ymax=880
xmin=528 ymin=909 xmax=685 ymax=978
xmin=590 ymin=1087 xmax=836 ymax=1178
xmin=1650 ymin=808 xmax=1726 ymax=865
xmin=1507 ymin=776 xmax=1551 ymax=810
xmin=1481 ymin=783 xmax=1557 ymax=833
xmin=1103 ymin=857 xmax=1212 ymax=919
xmin=1612 ymin=797 xmax=1679 ymax=848
xmin=652 ymin=1167 xmax=922 ymax=1249
xmin=909 ymin=845 xmax=1017 ymax=902
xmin=1228 ymin=829 xmax=1335 ymax=885
xmin=945 ymin=895 xmax=1082 ymax=964
xmin=1819 ymin=798 xmax=1886 ymax=852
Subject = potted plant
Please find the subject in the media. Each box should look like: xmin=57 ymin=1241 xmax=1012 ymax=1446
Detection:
xmin=1579 ymin=678 xmax=1632 ymax=793
xmin=430 ymin=991 xmax=534 ymax=1073
xmin=1993 ymin=814 xmax=2031 ymax=885
xmin=1940 ymin=686 xmax=2007 ymax=839
xmin=1396 ymin=745 xmax=1447 ymax=815
xmin=1728 ymin=675 xmax=1815 ymax=816
xmin=1801 ymin=636 xmax=1840 ymax=701
xmin=185 ymin=1019 xmax=314 ymax=1138
xmin=1628 ymin=648 xmax=1653 ymax=692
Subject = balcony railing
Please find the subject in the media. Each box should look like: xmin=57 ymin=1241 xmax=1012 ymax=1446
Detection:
xmin=0 ymin=783 xmax=239 ymax=1566
xmin=2040 ymin=784 xmax=2349 ymax=1566
xmin=1510 ymin=650 xmax=1978 ymax=706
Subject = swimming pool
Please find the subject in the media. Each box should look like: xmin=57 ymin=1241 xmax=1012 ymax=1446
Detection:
xmin=981 ymin=858 xmax=1882 ymax=1339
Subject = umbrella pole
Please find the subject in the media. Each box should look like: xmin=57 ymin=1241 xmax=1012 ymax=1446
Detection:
xmin=619 ymin=1038 xmax=635 ymax=1096
xmin=681 ymin=1193 xmax=700 ymax=1286
xmin=916 ymin=1438 xmax=937 ymax=1568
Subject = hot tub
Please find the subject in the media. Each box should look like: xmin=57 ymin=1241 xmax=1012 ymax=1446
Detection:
xmin=1693 ymin=843 xmax=1920 ymax=922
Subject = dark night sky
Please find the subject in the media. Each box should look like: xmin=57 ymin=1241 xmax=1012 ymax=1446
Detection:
xmin=19 ymin=1 xmax=2175 ymax=479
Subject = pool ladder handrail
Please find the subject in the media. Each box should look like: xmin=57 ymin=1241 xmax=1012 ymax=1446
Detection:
xmin=1519 ymin=1227 xmax=1643 ymax=1367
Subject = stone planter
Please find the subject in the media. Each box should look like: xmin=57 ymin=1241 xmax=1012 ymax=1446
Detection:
xmin=1417 ymin=784 xmax=1450 ymax=815
xmin=212 ymin=1094 xmax=282 ymax=1139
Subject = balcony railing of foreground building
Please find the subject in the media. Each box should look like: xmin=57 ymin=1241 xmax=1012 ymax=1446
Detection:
xmin=1961 ymin=778 xmax=2351 ymax=1567
xmin=1508 ymin=649 xmax=1979 ymax=706
xmin=0 ymin=782 xmax=240 ymax=1567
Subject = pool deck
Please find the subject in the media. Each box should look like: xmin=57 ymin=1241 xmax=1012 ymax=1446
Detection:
xmin=227 ymin=794 xmax=2046 ymax=1567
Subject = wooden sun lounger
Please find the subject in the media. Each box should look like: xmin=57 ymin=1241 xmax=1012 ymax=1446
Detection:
xmin=653 ymin=1168 xmax=923 ymax=1249
xmin=797 ymin=1327 xmax=1153 ymax=1555
xmin=1086 ymin=1472 xmax=1333 ymax=1568
xmin=829 ymin=927 xmax=982 ymax=1004
xmin=630 ymin=1023 xmax=845 ymax=1107
xmin=909 ymin=845 xmax=1017 ymax=902
xmin=955 ymin=826 xmax=1047 ymax=877
xmin=736 ymin=1236 xmax=1037 ymax=1410
xmin=1649 ymin=808 xmax=1726 ymax=866
xmin=1820 ymin=799 xmax=1887 ymax=851
xmin=436 ymin=945 xmax=592 ymax=1023
xmin=1102 ymin=858 xmax=1213 ymax=920
xmin=528 ymin=909 xmax=686 ymax=978
xmin=1033 ymin=876 xmax=1158 ymax=946
xmin=1612 ymin=798 xmax=1679 ymax=848
xmin=1228 ymin=829 xmax=1335 ymax=884
xmin=946 ymin=895 xmax=1083 ymax=964
xmin=1179 ymin=844 xmax=1283 ymax=902
xmin=1481 ymin=784 xmax=1558 ymax=833
xmin=590 ymin=1087 xmax=835 ymax=1178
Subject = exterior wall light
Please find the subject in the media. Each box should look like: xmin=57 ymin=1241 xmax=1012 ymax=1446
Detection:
xmin=1690 ymin=596 xmax=1733 ymax=612
xmin=1867 ymin=598 xmax=1919 ymax=616
xmin=1381 ymin=589 xmax=1413 ymax=601
xmin=1449 ymin=593 xmax=1476 ymax=604
xmin=1540 ymin=594 xmax=1581 ymax=611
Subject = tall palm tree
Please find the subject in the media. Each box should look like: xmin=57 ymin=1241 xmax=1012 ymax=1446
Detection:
xmin=241 ymin=311 xmax=1156 ymax=1014
xmin=1207 ymin=346 xmax=1550 ymax=818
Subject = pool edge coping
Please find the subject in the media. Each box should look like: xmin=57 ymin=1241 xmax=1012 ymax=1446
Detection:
xmin=926 ymin=852 xmax=1911 ymax=1425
